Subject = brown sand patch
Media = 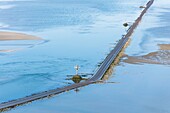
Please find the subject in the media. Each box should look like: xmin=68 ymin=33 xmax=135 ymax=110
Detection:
xmin=0 ymin=31 xmax=42 ymax=41
xmin=159 ymin=44 xmax=170 ymax=50
xmin=0 ymin=31 xmax=43 ymax=53
xmin=123 ymin=44 xmax=170 ymax=65
xmin=0 ymin=49 xmax=17 ymax=53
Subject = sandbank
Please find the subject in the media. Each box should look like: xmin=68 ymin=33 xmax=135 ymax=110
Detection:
xmin=0 ymin=31 xmax=42 ymax=41
xmin=0 ymin=31 xmax=42 ymax=53
xmin=123 ymin=44 xmax=170 ymax=65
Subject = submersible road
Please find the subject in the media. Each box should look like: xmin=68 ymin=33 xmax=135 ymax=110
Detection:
xmin=0 ymin=0 xmax=154 ymax=111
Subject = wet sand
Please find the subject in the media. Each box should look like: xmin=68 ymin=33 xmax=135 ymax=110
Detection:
xmin=0 ymin=31 xmax=42 ymax=52
xmin=123 ymin=44 xmax=170 ymax=65
xmin=0 ymin=49 xmax=16 ymax=52
xmin=0 ymin=31 xmax=42 ymax=41
xmin=159 ymin=44 xmax=170 ymax=50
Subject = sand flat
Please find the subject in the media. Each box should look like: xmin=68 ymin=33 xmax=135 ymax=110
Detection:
xmin=0 ymin=31 xmax=42 ymax=41
xmin=0 ymin=49 xmax=17 ymax=52
xmin=0 ymin=31 xmax=43 ymax=52
xmin=123 ymin=44 xmax=170 ymax=65
xmin=159 ymin=44 xmax=170 ymax=50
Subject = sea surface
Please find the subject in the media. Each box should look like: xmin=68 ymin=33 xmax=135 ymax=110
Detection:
xmin=0 ymin=0 xmax=170 ymax=113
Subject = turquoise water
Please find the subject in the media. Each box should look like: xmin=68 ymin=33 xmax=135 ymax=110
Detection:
xmin=0 ymin=0 xmax=170 ymax=113
xmin=0 ymin=0 xmax=146 ymax=102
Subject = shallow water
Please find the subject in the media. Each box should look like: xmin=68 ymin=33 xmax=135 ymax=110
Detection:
xmin=0 ymin=0 xmax=146 ymax=102
xmin=0 ymin=0 xmax=170 ymax=113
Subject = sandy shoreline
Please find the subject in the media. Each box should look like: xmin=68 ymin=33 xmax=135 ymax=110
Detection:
xmin=159 ymin=44 xmax=170 ymax=50
xmin=0 ymin=31 xmax=43 ymax=53
xmin=0 ymin=49 xmax=17 ymax=52
xmin=0 ymin=31 xmax=42 ymax=41
xmin=123 ymin=44 xmax=170 ymax=65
